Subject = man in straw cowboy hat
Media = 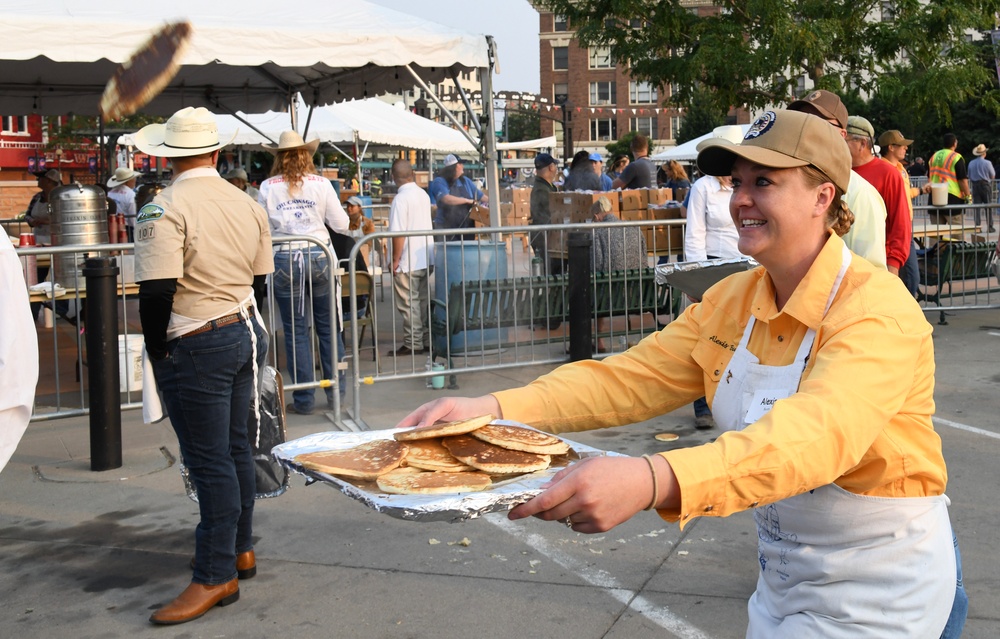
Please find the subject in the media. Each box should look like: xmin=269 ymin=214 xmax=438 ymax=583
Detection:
xmin=967 ymin=143 xmax=996 ymax=232
xmin=132 ymin=106 xmax=273 ymax=625
xmin=107 ymin=166 xmax=142 ymax=241
xmin=257 ymin=130 xmax=349 ymax=415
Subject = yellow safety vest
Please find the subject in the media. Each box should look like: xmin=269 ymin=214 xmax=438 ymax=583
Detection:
xmin=929 ymin=149 xmax=962 ymax=198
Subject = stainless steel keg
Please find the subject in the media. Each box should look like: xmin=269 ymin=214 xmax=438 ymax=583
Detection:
xmin=48 ymin=182 xmax=109 ymax=289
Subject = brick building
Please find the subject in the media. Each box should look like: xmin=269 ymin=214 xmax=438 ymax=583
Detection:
xmin=534 ymin=2 xmax=745 ymax=161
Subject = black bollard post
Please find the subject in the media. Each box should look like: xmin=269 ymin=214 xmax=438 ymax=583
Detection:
xmin=567 ymin=231 xmax=593 ymax=361
xmin=83 ymin=256 xmax=122 ymax=471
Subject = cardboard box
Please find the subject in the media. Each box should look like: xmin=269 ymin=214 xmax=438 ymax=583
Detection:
xmin=646 ymin=188 xmax=672 ymax=205
xmin=551 ymin=191 xmax=618 ymax=224
xmin=620 ymin=208 xmax=647 ymax=222
xmin=620 ymin=189 xmax=648 ymax=211
xmin=648 ymin=204 xmax=684 ymax=220
xmin=414 ymin=170 xmax=430 ymax=188
xmin=469 ymin=203 xmax=491 ymax=226
xmin=644 ymin=226 xmax=684 ymax=253
xmin=513 ymin=199 xmax=531 ymax=219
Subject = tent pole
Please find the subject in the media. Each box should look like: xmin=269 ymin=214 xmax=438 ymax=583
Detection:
xmin=404 ymin=64 xmax=479 ymax=150
xmin=480 ymin=37 xmax=501 ymax=228
xmin=449 ymin=69 xmax=483 ymax=137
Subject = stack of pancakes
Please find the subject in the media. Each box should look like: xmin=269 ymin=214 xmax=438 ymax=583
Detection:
xmin=293 ymin=415 xmax=571 ymax=495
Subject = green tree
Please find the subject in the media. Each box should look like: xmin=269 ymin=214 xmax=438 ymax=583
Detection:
xmin=540 ymin=0 xmax=1000 ymax=125
xmin=605 ymin=130 xmax=657 ymax=160
xmin=676 ymin=87 xmax=727 ymax=144
xmin=505 ymin=108 xmax=541 ymax=142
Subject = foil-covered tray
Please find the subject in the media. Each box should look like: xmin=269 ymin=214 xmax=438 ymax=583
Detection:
xmin=272 ymin=421 xmax=623 ymax=523
xmin=654 ymin=257 xmax=757 ymax=302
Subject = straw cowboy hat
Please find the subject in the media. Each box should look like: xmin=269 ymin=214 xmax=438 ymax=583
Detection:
xmin=696 ymin=124 xmax=745 ymax=152
xmin=107 ymin=166 xmax=142 ymax=188
xmin=973 ymin=144 xmax=988 ymax=157
xmin=265 ymin=130 xmax=321 ymax=154
xmin=132 ymin=107 xmax=236 ymax=158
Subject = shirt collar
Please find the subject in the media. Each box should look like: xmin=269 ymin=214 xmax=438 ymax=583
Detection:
xmin=172 ymin=166 xmax=224 ymax=184
xmin=750 ymin=231 xmax=845 ymax=329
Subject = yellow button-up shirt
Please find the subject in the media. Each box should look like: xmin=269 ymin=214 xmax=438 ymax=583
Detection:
xmin=494 ymin=233 xmax=945 ymax=528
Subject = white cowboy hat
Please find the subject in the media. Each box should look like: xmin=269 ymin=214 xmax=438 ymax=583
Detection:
xmin=696 ymin=124 xmax=745 ymax=152
xmin=132 ymin=107 xmax=236 ymax=158
xmin=107 ymin=166 xmax=142 ymax=187
xmin=264 ymin=130 xmax=321 ymax=154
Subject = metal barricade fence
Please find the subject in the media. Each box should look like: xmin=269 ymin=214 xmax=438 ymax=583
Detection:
xmin=912 ymin=202 xmax=1000 ymax=322
xmin=20 ymin=236 xmax=345 ymax=423
xmin=341 ymin=219 xmax=686 ymax=422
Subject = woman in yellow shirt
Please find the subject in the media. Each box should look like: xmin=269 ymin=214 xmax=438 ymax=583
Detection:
xmin=400 ymin=110 xmax=964 ymax=637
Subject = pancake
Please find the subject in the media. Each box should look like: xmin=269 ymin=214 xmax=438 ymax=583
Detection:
xmin=654 ymin=432 xmax=680 ymax=442
xmin=394 ymin=414 xmax=495 ymax=442
xmin=295 ymin=440 xmax=408 ymax=481
xmin=442 ymin=434 xmax=551 ymax=474
xmin=469 ymin=424 xmax=570 ymax=455
xmin=377 ymin=468 xmax=493 ymax=495
xmin=403 ymin=438 xmax=475 ymax=473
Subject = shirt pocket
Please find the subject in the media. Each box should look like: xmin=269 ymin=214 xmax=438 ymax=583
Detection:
xmin=691 ymin=337 xmax=728 ymax=387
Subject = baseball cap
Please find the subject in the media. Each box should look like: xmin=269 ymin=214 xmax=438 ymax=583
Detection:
xmin=222 ymin=168 xmax=248 ymax=181
xmin=846 ymin=116 xmax=875 ymax=139
xmin=34 ymin=168 xmax=63 ymax=183
xmin=346 ymin=195 xmax=364 ymax=207
xmin=877 ymin=130 xmax=914 ymax=148
xmin=534 ymin=153 xmax=558 ymax=169
xmin=787 ymin=89 xmax=849 ymax=130
xmin=697 ymin=109 xmax=850 ymax=193
xmin=588 ymin=152 xmax=603 ymax=163
xmin=443 ymin=154 xmax=462 ymax=167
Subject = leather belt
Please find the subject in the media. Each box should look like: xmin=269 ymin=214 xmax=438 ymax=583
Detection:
xmin=181 ymin=310 xmax=248 ymax=339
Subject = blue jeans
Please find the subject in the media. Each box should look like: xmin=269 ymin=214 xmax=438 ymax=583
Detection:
xmin=693 ymin=396 xmax=711 ymax=417
xmin=940 ymin=533 xmax=968 ymax=638
xmin=273 ymin=250 xmax=344 ymax=412
xmin=902 ymin=239 xmax=920 ymax=297
xmin=152 ymin=318 xmax=268 ymax=585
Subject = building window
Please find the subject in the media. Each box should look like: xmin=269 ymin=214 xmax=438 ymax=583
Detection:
xmin=553 ymin=83 xmax=569 ymax=105
xmin=590 ymin=118 xmax=618 ymax=141
xmin=629 ymin=81 xmax=658 ymax=104
xmin=670 ymin=117 xmax=683 ymax=140
xmin=881 ymin=1 xmax=895 ymax=21
xmin=1 ymin=115 xmax=28 ymax=134
xmin=589 ymin=81 xmax=616 ymax=106
xmin=553 ymin=46 xmax=569 ymax=70
xmin=631 ymin=117 xmax=657 ymax=138
xmin=554 ymin=14 xmax=568 ymax=31
xmin=795 ymin=74 xmax=808 ymax=97
xmin=589 ymin=46 xmax=613 ymax=69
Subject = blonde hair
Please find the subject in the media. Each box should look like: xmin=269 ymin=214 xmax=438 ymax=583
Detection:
xmin=800 ymin=166 xmax=853 ymax=237
xmin=269 ymin=148 xmax=317 ymax=196
xmin=666 ymin=160 xmax=689 ymax=182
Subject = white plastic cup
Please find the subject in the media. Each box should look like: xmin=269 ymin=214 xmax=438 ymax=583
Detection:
xmin=431 ymin=363 xmax=446 ymax=389
xmin=930 ymin=183 xmax=948 ymax=207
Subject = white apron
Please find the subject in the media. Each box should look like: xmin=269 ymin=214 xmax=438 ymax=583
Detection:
xmin=712 ymin=245 xmax=955 ymax=638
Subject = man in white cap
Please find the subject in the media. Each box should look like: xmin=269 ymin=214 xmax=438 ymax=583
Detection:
xmin=967 ymin=143 xmax=995 ymax=232
xmin=222 ymin=167 xmax=260 ymax=202
xmin=429 ymin=154 xmax=487 ymax=241
xmin=107 ymin=166 xmax=141 ymax=241
xmin=132 ymin=106 xmax=273 ymax=625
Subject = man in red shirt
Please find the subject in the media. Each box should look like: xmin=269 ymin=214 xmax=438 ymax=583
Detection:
xmin=846 ymin=116 xmax=911 ymax=276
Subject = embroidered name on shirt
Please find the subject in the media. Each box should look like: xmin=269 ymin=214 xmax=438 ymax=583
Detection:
xmin=709 ymin=335 xmax=736 ymax=351
xmin=276 ymin=198 xmax=317 ymax=211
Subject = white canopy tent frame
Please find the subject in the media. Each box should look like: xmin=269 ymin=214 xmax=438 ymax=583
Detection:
xmin=2 ymin=0 xmax=503 ymax=223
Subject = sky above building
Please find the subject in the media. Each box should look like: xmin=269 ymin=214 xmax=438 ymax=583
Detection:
xmin=367 ymin=0 xmax=540 ymax=94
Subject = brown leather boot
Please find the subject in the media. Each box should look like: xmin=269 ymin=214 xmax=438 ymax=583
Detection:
xmin=149 ymin=579 xmax=239 ymax=625
xmin=188 ymin=549 xmax=256 ymax=579
xmin=236 ymin=550 xmax=256 ymax=579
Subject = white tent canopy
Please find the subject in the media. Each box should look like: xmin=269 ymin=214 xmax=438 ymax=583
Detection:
xmin=496 ymin=136 xmax=557 ymax=151
xmin=1 ymin=1 xmax=490 ymax=116
xmin=650 ymin=125 xmax=751 ymax=163
xmin=117 ymin=98 xmax=476 ymax=153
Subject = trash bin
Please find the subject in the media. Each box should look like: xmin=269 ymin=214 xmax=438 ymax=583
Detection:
xmin=433 ymin=240 xmax=508 ymax=353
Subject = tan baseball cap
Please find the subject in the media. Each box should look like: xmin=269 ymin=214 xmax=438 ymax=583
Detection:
xmin=877 ymin=130 xmax=914 ymax=148
xmin=788 ymin=90 xmax=849 ymax=130
xmin=697 ymin=109 xmax=851 ymax=193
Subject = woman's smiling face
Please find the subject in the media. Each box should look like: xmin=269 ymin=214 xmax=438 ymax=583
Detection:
xmin=729 ymin=158 xmax=830 ymax=267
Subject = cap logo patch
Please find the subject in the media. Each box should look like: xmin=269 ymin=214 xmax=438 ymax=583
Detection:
xmin=136 ymin=203 xmax=165 ymax=223
xmin=744 ymin=111 xmax=777 ymax=140
xmin=809 ymin=91 xmax=821 ymax=101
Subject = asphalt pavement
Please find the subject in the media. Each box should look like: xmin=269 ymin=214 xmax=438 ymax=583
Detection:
xmin=1 ymin=308 xmax=998 ymax=638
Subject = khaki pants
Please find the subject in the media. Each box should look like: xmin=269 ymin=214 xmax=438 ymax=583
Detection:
xmin=392 ymin=268 xmax=429 ymax=350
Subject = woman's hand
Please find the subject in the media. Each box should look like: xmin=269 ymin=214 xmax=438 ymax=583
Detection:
xmin=509 ymin=456 xmax=661 ymax=534
xmin=396 ymin=395 xmax=502 ymax=429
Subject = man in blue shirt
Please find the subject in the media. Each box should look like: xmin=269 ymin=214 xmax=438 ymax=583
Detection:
xmin=590 ymin=153 xmax=614 ymax=191
xmin=429 ymin=154 xmax=487 ymax=241
xmin=967 ymin=143 xmax=996 ymax=232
